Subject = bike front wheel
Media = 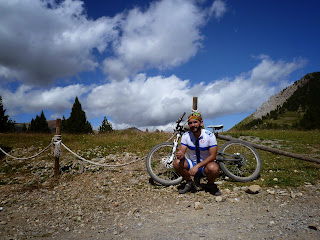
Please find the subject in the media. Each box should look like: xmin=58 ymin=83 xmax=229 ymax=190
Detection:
xmin=218 ymin=140 xmax=262 ymax=182
xmin=146 ymin=142 xmax=183 ymax=186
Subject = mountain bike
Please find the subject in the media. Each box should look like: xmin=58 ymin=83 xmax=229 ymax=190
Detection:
xmin=146 ymin=113 xmax=262 ymax=186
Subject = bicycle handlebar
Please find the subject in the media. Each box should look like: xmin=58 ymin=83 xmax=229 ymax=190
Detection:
xmin=176 ymin=112 xmax=186 ymax=124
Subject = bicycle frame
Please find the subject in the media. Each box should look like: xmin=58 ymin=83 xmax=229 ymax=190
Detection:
xmin=217 ymin=152 xmax=243 ymax=162
xmin=163 ymin=133 xmax=181 ymax=168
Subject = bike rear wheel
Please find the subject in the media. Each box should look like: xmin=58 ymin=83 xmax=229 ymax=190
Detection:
xmin=146 ymin=142 xmax=183 ymax=186
xmin=218 ymin=140 xmax=261 ymax=182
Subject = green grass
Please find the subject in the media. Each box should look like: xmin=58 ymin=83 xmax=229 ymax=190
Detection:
xmin=225 ymin=129 xmax=320 ymax=188
xmin=1 ymin=130 xmax=319 ymax=189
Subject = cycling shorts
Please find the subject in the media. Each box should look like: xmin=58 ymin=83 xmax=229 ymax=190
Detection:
xmin=185 ymin=158 xmax=206 ymax=177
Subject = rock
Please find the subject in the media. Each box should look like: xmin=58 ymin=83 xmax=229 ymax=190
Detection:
xmin=227 ymin=198 xmax=240 ymax=203
xmin=290 ymin=191 xmax=295 ymax=198
xmin=215 ymin=196 xmax=223 ymax=202
xmin=267 ymin=189 xmax=275 ymax=194
xmin=223 ymin=188 xmax=231 ymax=194
xmin=194 ymin=202 xmax=203 ymax=210
xmin=269 ymin=221 xmax=276 ymax=226
xmin=308 ymin=224 xmax=318 ymax=231
xmin=246 ymin=185 xmax=261 ymax=194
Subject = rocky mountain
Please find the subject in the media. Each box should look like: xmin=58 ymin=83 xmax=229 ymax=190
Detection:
xmin=233 ymin=72 xmax=320 ymax=130
xmin=252 ymin=75 xmax=310 ymax=119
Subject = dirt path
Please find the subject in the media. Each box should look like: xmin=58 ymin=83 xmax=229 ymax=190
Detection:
xmin=1 ymin=158 xmax=319 ymax=240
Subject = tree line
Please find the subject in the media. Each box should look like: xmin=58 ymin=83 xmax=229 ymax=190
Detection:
xmin=0 ymin=96 xmax=112 ymax=134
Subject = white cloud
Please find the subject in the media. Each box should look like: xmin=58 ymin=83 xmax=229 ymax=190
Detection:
xmin=0 ymin=0 xmax=225 ymax=85
xmin=0 ymin=0 xmax=121 ymax=85
xmin=102 ymin=0 xmax=216 ymax=80
xmin=250 ymin=55 xmax=307 ymax=83
xmin=209 ymin=0 xmax=227 ymax=19
xmin=89 ymin=56 xmax=305 ymax=128
xmin=85 ymin=73 xmax=191 ymax=125
xmin=0 ymin=84 xmax=93 ymax=116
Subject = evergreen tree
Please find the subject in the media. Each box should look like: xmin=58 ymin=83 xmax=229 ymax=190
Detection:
xmin=99 ymin=117 xmax=113 ymax=133
xmin=0 ymin=96 xmax=15 ymax=132
xmin=22 ymin=123 xmax=27 ymax=132
xmin=28 ymin=110 xmax=50 ymax=133
xmin=63 ymin=97 xmax=93 ymax=134
xmin=61 ymin=115 xmax=68 ymax=131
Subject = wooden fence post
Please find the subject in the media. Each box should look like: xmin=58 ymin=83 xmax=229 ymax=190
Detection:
xmin=54 ymin=119 xmax=61 ymax=177
xmin=193 ymin=96 xmax=198 ymax=110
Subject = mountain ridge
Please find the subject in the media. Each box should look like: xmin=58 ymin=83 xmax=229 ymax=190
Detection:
xmin=233 ymin=72 xmax=320 ymax=130
xmin=252 ymin=75 xmax=310 ymax=119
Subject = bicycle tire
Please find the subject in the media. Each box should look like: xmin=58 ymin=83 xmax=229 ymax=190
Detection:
xmin=146 ymin=142 xmax=183 ymax=186
xmin=218 ymin=140 xmax=261 ymax=182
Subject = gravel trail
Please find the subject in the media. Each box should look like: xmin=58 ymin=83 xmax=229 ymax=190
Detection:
xmin=1 ymin=154 xmax=319 ymax=240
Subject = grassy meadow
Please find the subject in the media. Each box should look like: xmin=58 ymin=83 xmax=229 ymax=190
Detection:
xmin=0 ymin=129 xmax=319 ymax=189
xmin=226 ymin=129 xmax=320 ymax=188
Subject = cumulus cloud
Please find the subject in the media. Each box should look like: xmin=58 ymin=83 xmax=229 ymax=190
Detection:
xmin=1 ymin=84 xmax=93 ymax=116
xmin=0 ymin=0 xmax=225 ymax=85
xmin=209 ymin=0 xmax=227 ymax=19
xmin=0 ymin=0 xmax=121 ymax=85
xmin=0 ymin=56 xmax=305 ymax=129
xmin=103 ymin=0 xmax=216 ymax=80
xmin=88 ymin=56 xmax=305 ymax=128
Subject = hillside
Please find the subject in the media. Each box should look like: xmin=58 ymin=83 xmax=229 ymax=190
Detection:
xmin=233 ymin=72 xmax=320 ymax=130
xmin=14 ymin=120 xmax=57 ymax=133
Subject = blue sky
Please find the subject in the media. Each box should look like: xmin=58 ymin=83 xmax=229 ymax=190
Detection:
xmin=0 ymin=0 xmax=319 ymax=131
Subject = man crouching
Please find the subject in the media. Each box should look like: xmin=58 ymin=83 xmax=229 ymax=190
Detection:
xmin=173 ymin=111 xmax=221 ymax=195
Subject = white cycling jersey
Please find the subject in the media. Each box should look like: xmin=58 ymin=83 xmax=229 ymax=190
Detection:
xmin=180 ymin=128 xmax=217 ymax=165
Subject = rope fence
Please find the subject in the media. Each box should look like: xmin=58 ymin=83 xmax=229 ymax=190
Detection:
xmin=0 ymin=134 xmax=147 ymax=175
xmin=0 ymin=143 xmax=52 ymax=160
xmin=0 ymin=119 xmax=151 ymax=177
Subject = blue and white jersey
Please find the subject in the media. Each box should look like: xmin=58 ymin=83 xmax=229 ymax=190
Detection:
xmin=181 ymin=129 xmax=217 ymax=165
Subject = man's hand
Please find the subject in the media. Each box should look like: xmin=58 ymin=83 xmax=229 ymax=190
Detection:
xmin=189 ymin=165 xmax=199 ymax=176
xmin=176 ymin=148 xmax=185 ymax=160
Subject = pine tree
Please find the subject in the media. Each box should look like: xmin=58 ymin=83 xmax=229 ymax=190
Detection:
xmin=99 ymin=117 xmax=113 ymax=133
xmin=28 ymin=110 xmax=50 ymax=133
xmin=63 ymin=97 xmax=93 ymax=134
xmin=61 ymin=116 xmax=68 ymax=131
xmin=22 ymin=123 xmax=27 ymax=132
xmin=0 ymin=96 xmax=15 ymax=132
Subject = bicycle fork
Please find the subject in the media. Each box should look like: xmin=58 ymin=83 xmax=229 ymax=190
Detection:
xmin=164 ymin=133 xmax=181 ymax=168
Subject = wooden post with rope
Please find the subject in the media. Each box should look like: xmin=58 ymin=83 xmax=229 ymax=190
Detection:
xmin=54 ymin=119 xmax=61 ymax=177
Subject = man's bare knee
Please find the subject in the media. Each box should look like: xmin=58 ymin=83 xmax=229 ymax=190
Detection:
xmin=173 ymin=159 xmax=183 ymax=169
xmin=205 ymin=162 xmax=220 ymax=175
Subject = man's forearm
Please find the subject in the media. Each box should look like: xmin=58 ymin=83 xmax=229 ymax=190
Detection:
xmin=196 ymin=155 xmax=216 ymax=168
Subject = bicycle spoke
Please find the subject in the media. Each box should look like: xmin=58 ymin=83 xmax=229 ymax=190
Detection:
xmin=219 ymin=141 xmax=261 ymax=182
xmin=146 ymin=142 xmax=182 ymax=185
